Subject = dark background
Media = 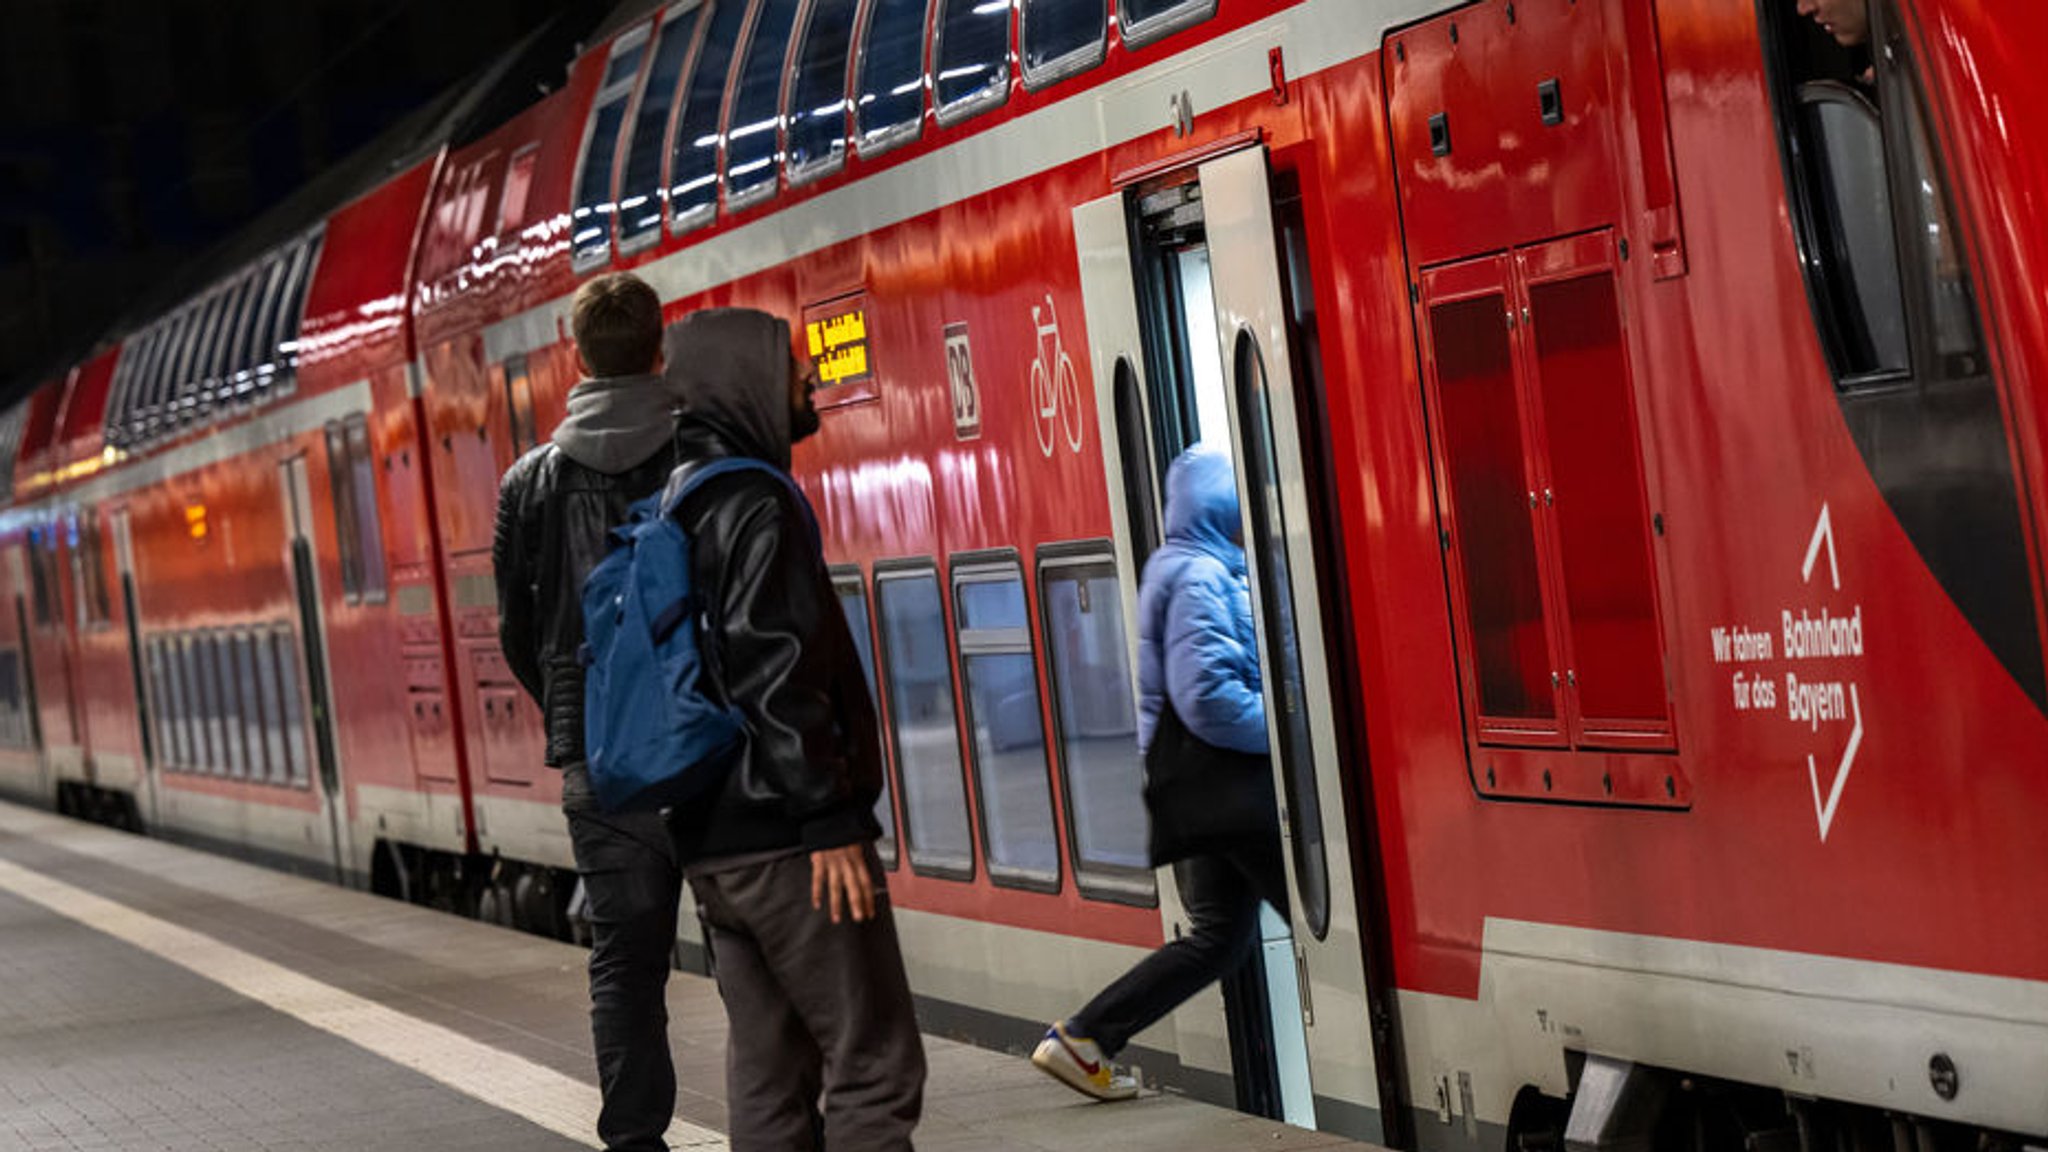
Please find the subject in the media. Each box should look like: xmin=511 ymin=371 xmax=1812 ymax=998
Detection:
xmin=0 ymin=0 xmax=614 ymax=408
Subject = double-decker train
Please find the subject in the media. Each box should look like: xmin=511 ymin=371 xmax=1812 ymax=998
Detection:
xmin=5 ymin=0 xmax=2047 ymax=1148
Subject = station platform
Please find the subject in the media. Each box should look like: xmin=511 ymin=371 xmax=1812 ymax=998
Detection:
xmin=0 ymin=800 xmax=1378 ymax=1152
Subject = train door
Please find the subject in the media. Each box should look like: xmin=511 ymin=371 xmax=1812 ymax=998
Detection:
xmin=109 ymin=508 xmax=159 ymax=827
xmin=281 ymin=456 xmax=351 ymax=882
xmin=8 ymin=547 xmax=47 ymax=798
xmin=1073 ymin=145 xmax=1391 ymax=1142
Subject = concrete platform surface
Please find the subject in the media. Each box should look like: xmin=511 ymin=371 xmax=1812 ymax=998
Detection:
xmin=0 ymin=800 xmax=1382 ymax=1152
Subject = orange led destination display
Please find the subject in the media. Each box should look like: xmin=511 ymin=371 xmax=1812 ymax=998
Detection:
xmin=804 ymin=298 xmax=872 ymax=390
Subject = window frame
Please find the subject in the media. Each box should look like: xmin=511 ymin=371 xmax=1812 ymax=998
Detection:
xmin=1036 ymin=541 xmax=1155 ymax=906
xmin=570 ymin=21 xmax=656 ymax=271
xmin=1020 ymin=0 xmax=1108 ymax=92
xmin=723 ymin=0 xmax=806 ymax=214
xmin=872 ymin=557 xmax=978 ymax=881
xmin=783 ymin=0 xmax=858 ymax=187
xmin=617 ymin=3 xmax=706 ymax=257
xmin=1116 ymin=0 xmax=1215 ymax=50
xmin=930 ymin=0 xmax=1013 ymax=128
xmin=852 ymin=0 xmax=932 ymax=159
xmin=831 ymin=564 xmax=900 ymax=869
xmin=949 ymin=548 xmax=1063 ymax=893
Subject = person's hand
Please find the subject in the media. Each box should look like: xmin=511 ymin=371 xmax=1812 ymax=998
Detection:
xmin=809 ymin=844 xmax=876 ymax=924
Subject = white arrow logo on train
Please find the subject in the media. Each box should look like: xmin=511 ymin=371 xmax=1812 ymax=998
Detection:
xmin=1800 ymin=503 xmax=1860 ymax=842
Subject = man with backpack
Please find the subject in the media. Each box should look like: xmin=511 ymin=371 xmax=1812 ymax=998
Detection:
xmin=659 ymin=306 xmax=924 ymax=1151
xmin=494 ymin=272 xmax=692 ymax=1152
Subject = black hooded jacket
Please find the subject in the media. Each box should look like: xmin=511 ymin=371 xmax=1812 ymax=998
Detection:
xmin=493 ymin=308 xmax=882 ymax=859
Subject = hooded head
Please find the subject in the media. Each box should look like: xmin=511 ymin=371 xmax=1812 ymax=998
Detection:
xmin=1163 ymin=443 xmax=1243 ymax=565
xmin=663 ymin=308 xmax=816 ymax=471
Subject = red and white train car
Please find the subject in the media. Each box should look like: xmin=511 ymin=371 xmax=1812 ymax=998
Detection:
xmin=5 ymin=0 xmax=2047 ymax=1148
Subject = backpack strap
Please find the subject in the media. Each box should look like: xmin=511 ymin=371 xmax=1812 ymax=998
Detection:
xmin=659 ymin=456 xmax=822 ymax=552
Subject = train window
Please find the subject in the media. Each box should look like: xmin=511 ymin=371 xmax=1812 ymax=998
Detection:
xmin=243 ymin=259 xmax=285 ymax=382
xmin=220 ymin=272 xmax=260 ymax=399
xmin=876 ymin=565 xmax=976 ymax=878
xmin=188 ymin=291 xmax=229 ymax=410
xmin=1890 ymin=51 xmax=1984 ymax=383
xmin=273 ymin=629 xmax=311 ymax=788
xmin=933 ymin=0 xmax=1011 ymax=126
xmin=75 ymin=509 xmax=111 ymax=626
xmin=169 ymin=636 xmax=194 ymax=769
xmin=271 ymin=234 xmax=318 ymax=385
xmin=1113 ymin=359 xmax=1162 ymax=569
xmin=256 ymin=632 xmax=289 ymax=785
xmin=572 ymin=28 xmax=650 ymax=267
xmin=345 ymin=416 xmax=388 ymax=603
xmin=726 ymin=0 xmax=804 ymax=210
xmin=1117 ymin=0 xmax=1214 ymax=50
xmin=667 ymin=0 xmax=750 ymax=234
xmin=853 ymin=0 xmax=928 ymax=157
xmin=180 ymin=631 xmax=205 ymax=766
xmin=1039 ymin=549 xmax=1152 ymax=902
xmin=0 ymin=648 xmax=27 ymax=749
xmin=145 ymin=640 xmax=173 ymax=768
xmin=952 ymin=559 xmax=1060 ymax=889
xmin=216 ymin=635 xmax=247 ymax=778
xmin=324 ymin=421 xmax=363 ymax=603
xmin=503 ymin=356 xmax=539 ymax=455
xmin=786 ymin=0 xmax=856 ymax=185
xmin=27 ymin=527 xmax=57 ymax=628
xmin=234 ymin=632 xmax=269 ymax=783
xmin=617 ymin=6 xmax=701 ymax=252
xmin=1426 ymin=281 xmax=1556 ymax=730
xmin=1793 ymin=84 xmax=1909 ymax=380
xmin=833 ymin=568 xmax=899 ymax=866
xmin=1021 ymin=0 xmax=1107 ymax=91
xmin=194 ymin=634 xmax=225 ymax=775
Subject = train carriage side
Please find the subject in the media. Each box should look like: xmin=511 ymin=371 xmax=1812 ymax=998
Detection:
xmin=1316 ymin=0 xmax=2048 ymax=1147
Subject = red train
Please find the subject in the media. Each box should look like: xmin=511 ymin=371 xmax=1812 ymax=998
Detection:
xmin=5 ymin=0 xmax=2046 ymax=1147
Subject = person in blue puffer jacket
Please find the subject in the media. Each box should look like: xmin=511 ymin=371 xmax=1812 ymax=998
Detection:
xmin=1031 ymin=443 xmax=1288 ymax=1102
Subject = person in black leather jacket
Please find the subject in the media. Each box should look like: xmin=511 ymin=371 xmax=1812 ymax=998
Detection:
xmin=661 ymin=306 xmax=924 ymax=1152
xmin=494 ymin=272 xmax=690 ymax=1152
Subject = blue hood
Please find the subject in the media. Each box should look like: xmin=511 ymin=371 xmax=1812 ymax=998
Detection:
xmin=1163 ymin=443 xmax=1243 ymax=569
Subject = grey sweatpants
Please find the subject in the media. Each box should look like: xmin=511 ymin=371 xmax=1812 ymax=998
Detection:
xmin=688 ymin=846 xmax=925 ymax=1151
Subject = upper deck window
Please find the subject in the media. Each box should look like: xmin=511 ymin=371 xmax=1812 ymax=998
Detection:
xmin=667 ymin=0 xmax=752 ymax=234
xmin=725 ymin=0 xmax=805 ymax=210
xmin=933 ymin=0 xmax=1010 ymax=126
xmin=617 ymin=6 xmax=703 ymax=251
xmin=1118 ymin=0 xmax=1214 ymax=49
xmin=787 ymin=0 xmax=857 ymax=184
xmin=1021 ymin=0 xmax=1106 ymax=90
xmin=571 ymin=30 xmax=649 ymax=267
xmin=854 ymin=0 xmax=929 ymax=157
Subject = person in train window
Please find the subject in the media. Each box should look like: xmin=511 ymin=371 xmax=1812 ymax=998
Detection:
xmin=1797 ymin=0 xmax=1870 ymax=46
xmin=662 ymin=307 xmax=925 ymax=1151
xmin=493 ymin=272 xmax=695 ymax=1152
xmin=1032 ymin=443 xmax=1286 ymax=1102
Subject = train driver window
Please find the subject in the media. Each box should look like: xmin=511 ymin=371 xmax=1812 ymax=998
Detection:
xmin=787 ymin=0 xmax=857 ymax=185
xmin=1021 ymin=0 xmax=1107 ymax=91
xmin=853 ymin=0 xmax=929 ymax=157
xmin=1766 ymin=0 xmax=1986 ymax=389
xmin=933 ymin=0 xmax=1011 ymax=127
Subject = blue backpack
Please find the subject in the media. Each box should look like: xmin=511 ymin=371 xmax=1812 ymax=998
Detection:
xmin=578 ymin=457 xmax=807 ymax=813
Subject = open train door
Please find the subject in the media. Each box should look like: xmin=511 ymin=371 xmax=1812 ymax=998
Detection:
xmin=1074 ymin=143 xmax=1395 ymax=1142
xmin=281 ymin=455 xmax=351 ymax=883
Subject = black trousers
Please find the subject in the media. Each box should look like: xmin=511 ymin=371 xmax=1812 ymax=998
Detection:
xmin=567 ymin=805 xmax=683 ymax=1152
xmin=1069 ymin=838 xmax=1290 ymax=1058
xmin=689 ymin=846 xmax=926 ymax=1152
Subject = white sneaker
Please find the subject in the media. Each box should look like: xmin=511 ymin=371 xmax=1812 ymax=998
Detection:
xmin=1031 ymin=1021 xmax=1140 ymax=1101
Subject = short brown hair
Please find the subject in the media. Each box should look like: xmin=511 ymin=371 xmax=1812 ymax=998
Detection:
xmin=570 ymin=273 xmax=663 ymax=377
